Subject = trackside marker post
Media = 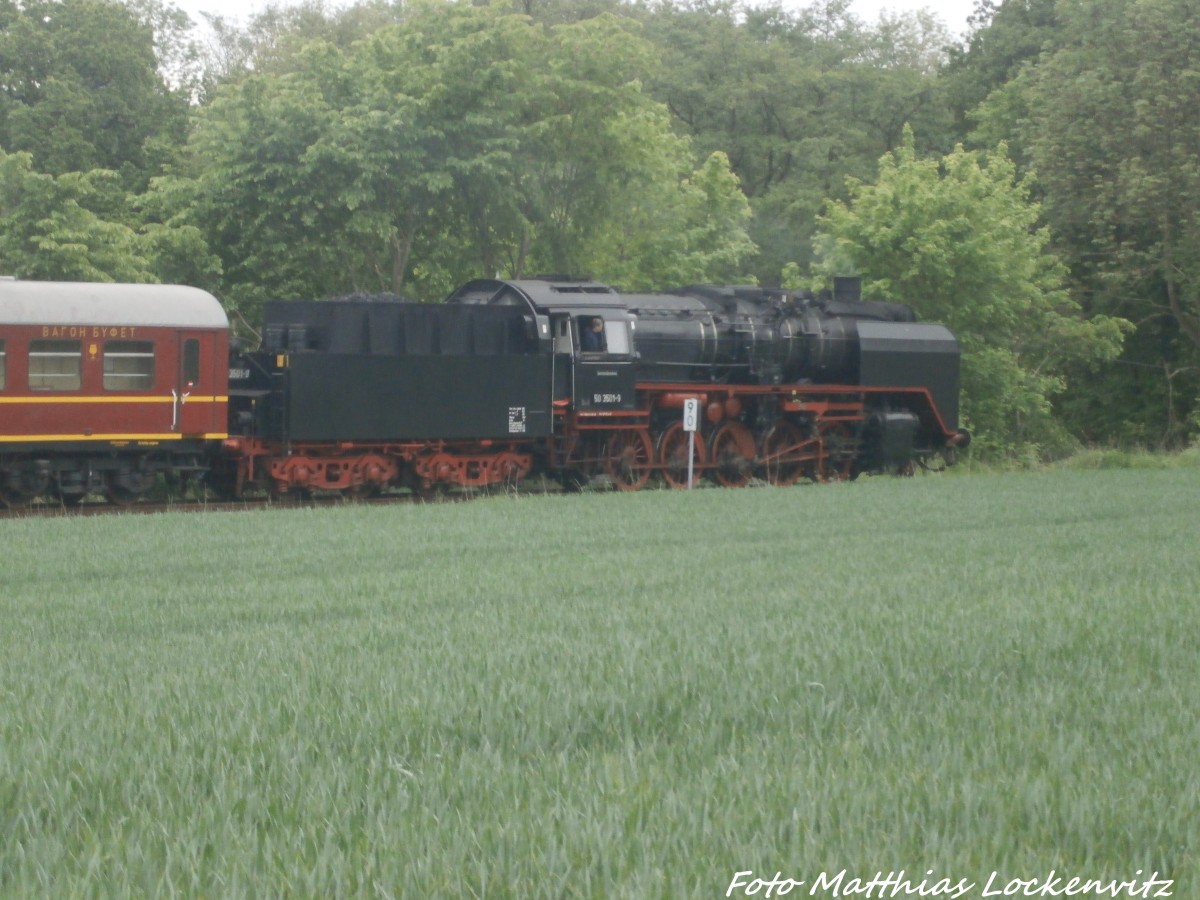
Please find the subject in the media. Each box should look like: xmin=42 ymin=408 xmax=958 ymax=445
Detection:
xmin=683 ymin=398 xmax=699 ymax=490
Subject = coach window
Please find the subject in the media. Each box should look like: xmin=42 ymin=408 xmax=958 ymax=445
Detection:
xmin=28 ymin=340 xmax=82 ymax=390
xmin=0 ymin=340 xmax=6 ymax=389
xmin=182 ymin=339 xmax=200 ymax=386
xmin=103 ymin=340 xmax=155 ymax=390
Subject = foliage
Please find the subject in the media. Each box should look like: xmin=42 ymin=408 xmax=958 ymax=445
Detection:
xmin=1054 ymin=324 xmax=1200 ymax=450
xmin=0 ymin=146 xmax=221 ymax=284
xmin=123 ymin=0 xmax=210 ymax=102
xmin=636 ymin=0 xmax=956 ymax=283
xmin=814 ymin=128 xmax=1128 ymax=457
xmin=169 ymin=2 xmax=757 ymax=311
xmin=1050 ymin=445 xmax=1200 ymax=471
xmin=0 ymin=0 xmax=190 ymax=191
xmin=1013 ymin=0 xmax=1200 ymax=446
xmin=578 ymin=150 xmax=756 ymax=291
xmin=942 ymin=0 xmax=1061 ymax=152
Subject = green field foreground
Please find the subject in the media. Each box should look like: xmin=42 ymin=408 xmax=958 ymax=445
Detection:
xmin=2 ymin=470 xmax=1198 ymax=897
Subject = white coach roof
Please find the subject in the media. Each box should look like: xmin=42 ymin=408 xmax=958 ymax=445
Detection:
xmin=0 ymin=280 xmax=228 ymax=329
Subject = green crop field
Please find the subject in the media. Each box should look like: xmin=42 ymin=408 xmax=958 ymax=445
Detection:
xmin=2 ymin=470 xmax=1198 ymax=898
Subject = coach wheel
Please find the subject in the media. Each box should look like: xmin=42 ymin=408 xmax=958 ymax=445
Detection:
xmin=604 ymin=429 xmax=653 ymax=492
xmin=105 ymin=485 xmax=140 ymax=506
xmin=760 ymin=422 xmax=817 ymax=486
xmin=657 ymin=422 xmax=706 ymax=489
xmin=708 ymin=421 xmax=756 ymax=488
xmin=1 ymin=464 xmax=49 ymax=507
xmin=105 ymin=469 xmax=154 ymax=506
xmin=1 ymin=484 xmax=42 ymax=508
xmin=819 ymin=422 xmax=857 ymax=481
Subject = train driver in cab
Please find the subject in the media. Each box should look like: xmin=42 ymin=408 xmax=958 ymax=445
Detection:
xmin=580 ymin=316 xmax=606 ymax=353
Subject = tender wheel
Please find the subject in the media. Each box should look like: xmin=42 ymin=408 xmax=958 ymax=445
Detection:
xmin=604 ymin=429 xmax=653 ymax=491
xmin=760 ymin=422 xmax=819 ymax=486
xmin=708 ymin=421 xmax=756 ymax=488
xmin=489 ymin=452 xmax=530 ymax=491
xmin=270 ymin=483 xmax=311 ymax=503
xmin=657 ymin=422 xmax=706 ymax=489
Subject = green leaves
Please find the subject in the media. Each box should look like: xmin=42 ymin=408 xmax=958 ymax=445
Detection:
xmin=639 ymin=1 xmax=955 ymax=281
xmin=815 ymin=128 xmax=1129 ymax=456
xmin=172 ymin=3 xmax=758 ymax=309
xmin=0 ymin=0 xmax=189 ymax=191
xmin=1027 ymin=0 xmax=1200 ymax=337
xmin=1 ymin=150 xmax=135 ymax=282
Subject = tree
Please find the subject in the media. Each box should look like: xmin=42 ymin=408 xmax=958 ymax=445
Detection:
xmin=1017 ymin=0 xmax=1200 ymax=445
xmin=941 ymin=0 xmax=1062 ymax=151
xmin=166 ymin=2 xmax=758 ymax=312
xmin=170 ymin=1 xmax=540 ymax=309
xmin=166 ymin=43 xmax=364 ymax=311
xmin=813 ymin=128 xmax=1128 ymax=457
xmin=505 ymin=12 xmax=755 ymax=285
xmin=0 ymin=147 xmax=218 ymax=282
xmin=636 ymin=0 xmax=955 ymax=283
xmin=191 ymin=0 xmax=407 ymax=97
xmin=0 ymin=0 xmax=190 ymax=191
xmin=576 ymin=150 xmax=757 ymax=290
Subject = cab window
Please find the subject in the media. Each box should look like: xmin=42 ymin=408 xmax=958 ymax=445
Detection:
xmin=103 ymin=340 xmax=155 ymax=390
xmin=553 ymin=319 xmax=573 ymax=354
xmin=28 ymin=340 xmax=82 ymax=390
xmin=604 ymin=320 xmax=631 ymax=355
xmin=578 ymin=316 xmax=606 ymax=353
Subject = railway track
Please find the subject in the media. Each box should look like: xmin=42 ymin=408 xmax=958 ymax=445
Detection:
xmin=0 ymin=479 xmax=565 ymax=519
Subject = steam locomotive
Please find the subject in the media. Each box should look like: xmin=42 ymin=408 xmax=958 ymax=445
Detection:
xmin=0 ymin=276 xmax=968 ymax=505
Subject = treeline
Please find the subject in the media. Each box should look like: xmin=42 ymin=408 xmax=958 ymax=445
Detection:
xmin=2 ymin=0 xmax=1198 ymax=456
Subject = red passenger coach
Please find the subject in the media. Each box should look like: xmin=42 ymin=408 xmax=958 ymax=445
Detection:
xmin=0 ymin=280 xmax=229 ymax=505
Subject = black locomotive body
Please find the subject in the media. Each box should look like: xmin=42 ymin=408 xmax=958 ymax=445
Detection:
xmin=218 ymin=277 xmax=968 ymax=496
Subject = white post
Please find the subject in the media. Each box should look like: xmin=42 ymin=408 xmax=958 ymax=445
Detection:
xmin=683 ymin=398 xmax=699 ymax=490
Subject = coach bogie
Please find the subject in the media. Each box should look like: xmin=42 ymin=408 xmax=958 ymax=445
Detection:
xmin=106 ymin=461 xmax=156 ymax=505
xmin=1 ymin=457 xmax=49 ymax=507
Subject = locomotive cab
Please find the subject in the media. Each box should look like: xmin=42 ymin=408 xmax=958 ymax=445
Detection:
xmin=448 ymin=279 xmax=639 ymax=413
xmin=551 ymin=310 xmax=637 ymax=412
